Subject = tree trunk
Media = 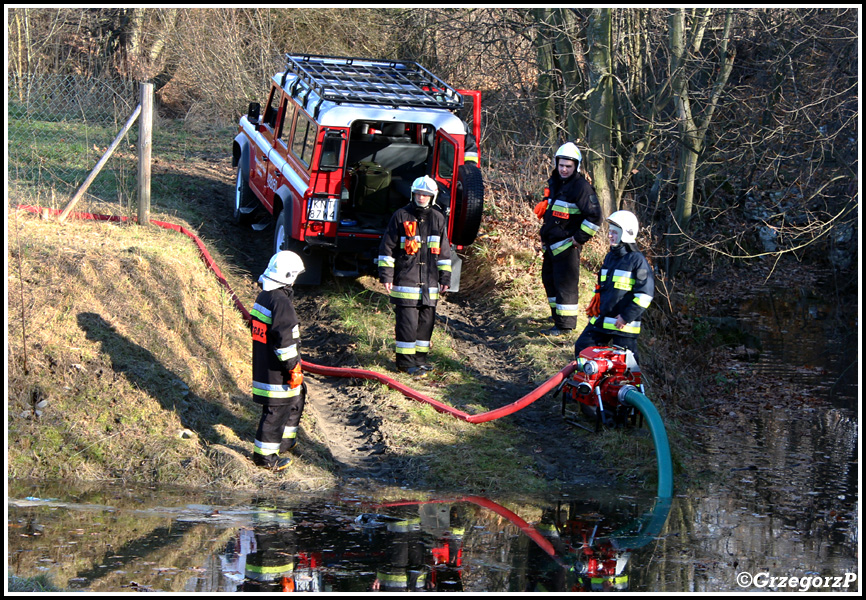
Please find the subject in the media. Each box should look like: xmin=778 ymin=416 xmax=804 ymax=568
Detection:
xmin=586 ymin=8 xmax=615 ymax=217
xmin=668 ymin=8 xmax=736 ymax=274
xmin=551 ymin=9 xmax=583 ymax=141
xmin=533 ymin=8 xmax=559 ymax=148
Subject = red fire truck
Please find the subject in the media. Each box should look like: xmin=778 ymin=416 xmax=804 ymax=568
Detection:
xmin=232 ymin=54 xmax=484 ymax=287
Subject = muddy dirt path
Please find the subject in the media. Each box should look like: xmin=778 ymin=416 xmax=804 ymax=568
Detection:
xmin=295 ymin=289 xmax=598 ymax=488
xmin=194 ymin=163 xmax=596 ymax=489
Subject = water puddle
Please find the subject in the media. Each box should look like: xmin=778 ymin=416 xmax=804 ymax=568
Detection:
xmin=715 ymin=280 xmax=858 ymax=410
xmin=8 ymin=480 xmax=670 ymax=593
xmin=7 ymin=469 xmax=858 ymax=592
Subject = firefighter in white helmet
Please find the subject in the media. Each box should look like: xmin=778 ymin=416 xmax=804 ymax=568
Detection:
xmin=249 ymin=250 xmax=307 ymax=471
xmin=574 ymin=210 xmax=654 ymax=365
xmin=378 ymin=175 xmax=452 ymax=377
xmin=535 ymin=142 xmax=603 ymax=336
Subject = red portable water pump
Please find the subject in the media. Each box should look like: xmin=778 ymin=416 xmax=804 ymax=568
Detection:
xmin=560 ymin=346 xmax=645 ymax=431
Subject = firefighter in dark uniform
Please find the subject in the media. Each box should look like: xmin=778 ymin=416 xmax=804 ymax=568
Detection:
xmin=575 ymin=210 xmax=654 ymax=366
xmin=372 ymin=514 xmax=430 ymax=592
xmin=241 ymin=503 xmax=298 ymax=591
xmin=249 ymin=251 xmax=307 ymax=471
xmin=537 ymin=142 xmax=603 ymax=336
xmin=378 ymin=175 xmax=452 ymax=377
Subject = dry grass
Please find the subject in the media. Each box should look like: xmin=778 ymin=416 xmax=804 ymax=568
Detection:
xmin=6 ymin=206 xmax=332 ymax=490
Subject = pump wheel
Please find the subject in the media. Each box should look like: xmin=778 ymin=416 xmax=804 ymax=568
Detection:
xmin=450 ymin=163 xmax=484 ymax=246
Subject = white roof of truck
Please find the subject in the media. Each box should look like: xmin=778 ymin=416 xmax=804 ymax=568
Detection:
xmin=274 ymin=55 xmax=468 ymax=135
xmin=277 ymin=73 xmax=467 ymax=135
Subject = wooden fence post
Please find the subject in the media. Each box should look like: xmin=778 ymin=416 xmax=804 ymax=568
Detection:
xmin=138 ymin=82 xmax=153 ymax=225
xmin=58 ymin=104 xmax=141 ymax=223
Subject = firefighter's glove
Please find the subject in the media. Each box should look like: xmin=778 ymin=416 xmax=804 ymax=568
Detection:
xmin=288 ymin=363 xmax=304 ymax=389
xmin=585 ymin=285 xmax=601 ymax=317
xmin=403 ymin=221 xmax=420 ymax=254
xmin=533 ymin=200 xmax=548 ymax=219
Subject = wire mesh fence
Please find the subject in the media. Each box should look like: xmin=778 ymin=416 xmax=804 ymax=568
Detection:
xmin=8 ymin=73 xmax=144 ymax=216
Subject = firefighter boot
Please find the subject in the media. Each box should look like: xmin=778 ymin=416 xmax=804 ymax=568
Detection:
xmin=280 ymin=426 xmax=299 ymax=454
xmin=280 ymin=437 xmax=297 ymax=454
xmin=253 ymin=453 xmax=293 ymax=472
xmin=398 ymin=365 xmax=428 ymax=378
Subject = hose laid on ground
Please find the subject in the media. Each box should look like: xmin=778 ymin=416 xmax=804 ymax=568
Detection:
xmin=302 ymin=359 xmax=578 ymax=424
xmin=18 ymin=205 xmax=674 ymax=497
xmin=14 ymin=205 xmax=574 ymax=424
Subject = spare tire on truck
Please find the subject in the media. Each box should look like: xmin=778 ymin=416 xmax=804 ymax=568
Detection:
xmin=450 ymin=163 xmax=484 ymax=247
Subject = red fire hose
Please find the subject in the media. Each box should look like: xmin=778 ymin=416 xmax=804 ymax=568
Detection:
xmin=301 ymin=360 xmax=577 ymax=424
xmin=15 ymin=205 xmax=576 ymax=424
xmin=373 ymin=496 xmax=561 ymax=561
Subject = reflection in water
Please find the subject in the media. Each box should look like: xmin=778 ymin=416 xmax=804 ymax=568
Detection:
xmin=8 ymin=454 xmax=857 ymax=593
xmin=514 ymin=497 xmax=672 ymax=592
xmin=732 ymin=283 xmax=858 ymax=410
xmin=8 ymin=481 xmax=672 ymax=593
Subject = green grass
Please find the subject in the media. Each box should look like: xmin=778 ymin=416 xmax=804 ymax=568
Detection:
xmin=8 ymin=574 xmax=63 ymax=593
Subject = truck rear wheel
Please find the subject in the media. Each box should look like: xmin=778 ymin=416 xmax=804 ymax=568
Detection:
xmin=274 ymin=208 xmax=322 ymax=285
xmin=274 ymin=208 xmax=289 ymax=254
xmin=450 ymin=163 xmax=484 ymax=246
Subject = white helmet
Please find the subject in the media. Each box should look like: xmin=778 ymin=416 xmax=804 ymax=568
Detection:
xmin=607 ymin=210 xmax=640 ymax=244
xmin=554 ymin=142 xmax=582 ymax=169
xmin=410 ymin=175 xmax=438 ymax=209
xmin=259 ymin=251 xmax=305 ymax=291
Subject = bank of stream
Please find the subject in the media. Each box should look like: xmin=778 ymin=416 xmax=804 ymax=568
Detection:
xmin=7 ymin=268 xmax=858 ymax=592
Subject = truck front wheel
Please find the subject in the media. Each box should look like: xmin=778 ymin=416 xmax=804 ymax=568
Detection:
xmin=233 ymin=165 xmax=256 ymax=225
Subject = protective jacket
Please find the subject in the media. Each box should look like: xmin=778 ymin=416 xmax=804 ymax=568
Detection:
xmin=249 ymin=286 xmax=302 ymax=405
xmin=539 ymin=172 xmax=602 ymax=256
xmin=588 ymin=243 xmax=654 ymax=338
xmin=378 ymin=204 xmax=452 ymax=306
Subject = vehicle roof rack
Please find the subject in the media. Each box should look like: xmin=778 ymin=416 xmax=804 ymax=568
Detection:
xmin=282 ymin=54 xmax=464 ymax=112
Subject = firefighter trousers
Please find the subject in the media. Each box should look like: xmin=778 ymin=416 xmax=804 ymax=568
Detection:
xmin=254 ymin=387 xmax=306 ymax=463
xmin=394 ymin=304 xmax=436 ymax=370
xmin=541 ymin=245 xmax=581 ymax=331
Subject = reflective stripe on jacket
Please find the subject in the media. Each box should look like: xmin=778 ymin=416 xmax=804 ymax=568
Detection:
xmin=251 ymin=286 xmax=302 ymax=404
xmin=589 ymin=244 xmax=654 ymax=337
xmin=378 ymin=204 xmax=451 ymax=307
xmin=540 ymin=172 xmax=602 ymax=255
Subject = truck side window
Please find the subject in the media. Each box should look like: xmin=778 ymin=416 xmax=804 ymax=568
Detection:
xmin=292 ymin=112 xmax=317 ymax=168
xmin=437 ymin=138 xmax=456 ymax=181
xmin=279 ymin=103 xmax=297 ymax=148
xmin=319 ymin=130 xmax=344 ymax=170
xmin=263 ymin=88 xmax=279 ymax=130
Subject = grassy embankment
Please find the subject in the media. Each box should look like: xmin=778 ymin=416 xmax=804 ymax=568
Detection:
xmin=7 ymin=120 xmax=678 ymax=496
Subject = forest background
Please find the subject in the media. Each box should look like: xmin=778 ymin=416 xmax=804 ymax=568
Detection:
xmin=7 ymin=7 xmax=859 ymax=280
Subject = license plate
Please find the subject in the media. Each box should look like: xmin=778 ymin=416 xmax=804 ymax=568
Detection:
xmin=308 ymin=197 xmax=338 ymax=222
